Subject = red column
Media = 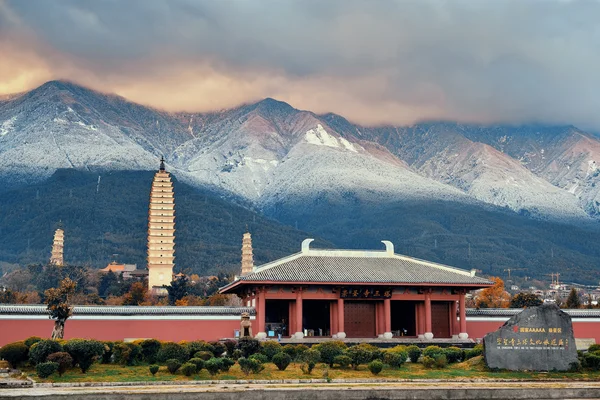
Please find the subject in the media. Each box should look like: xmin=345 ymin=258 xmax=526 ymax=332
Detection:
xmin=459 ymin=292 xmax=468 ymax=339
xmin=337 ymin=298 xmax=346 ymax=338
xmin=331 ymin=301 xmax=338 ymax=336
xmin=450 ymin=300 xmax=458 ymax=337
xmin=288 ymin=301 xmax=295 ymax=336
xmin=257 ymin=288 xmax=266 ymax=338
xmin=424 ymin=291 xmax=433 ymax=339
xmin=295 ymin=289 xmax=303 ymax=338
xmin=383 ymin=298 xmax=392 ymax=338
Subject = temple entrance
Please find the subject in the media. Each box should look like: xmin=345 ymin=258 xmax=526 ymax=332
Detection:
xmin=431 ymin=302 xmax=451 ymax=338
xmin=265 ymin=300 xmax=289 ymax=337
xmin=391 ymin=301 xmax=416 ymax=337
xmin=344 ymin=301 xmax=376 ymax=338
xmin=302 ymin=300 xmax=330 ymax=337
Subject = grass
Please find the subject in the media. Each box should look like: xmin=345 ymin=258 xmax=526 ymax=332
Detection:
xmin=23 ymin=357 xmax=600 ymax=383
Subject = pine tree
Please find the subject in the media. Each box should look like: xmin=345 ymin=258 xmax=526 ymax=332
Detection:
xmin=566 ymin=288 xmax=581 ymax=309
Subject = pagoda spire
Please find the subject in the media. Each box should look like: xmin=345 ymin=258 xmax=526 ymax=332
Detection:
xmin=241 ymin=229 xmax=254 ymax=276
xmin=159 ymin=156 xmax=165 ymax=171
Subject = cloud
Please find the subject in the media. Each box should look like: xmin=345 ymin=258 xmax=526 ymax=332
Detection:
xmin=1 ymin=0 xmax=600 ymax=129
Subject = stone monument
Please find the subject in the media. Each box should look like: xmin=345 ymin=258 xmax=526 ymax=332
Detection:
xmin=240 ymin=312 xmax=253 ymax=338
xmin=483 ymin=303 xmax=578 ymax=371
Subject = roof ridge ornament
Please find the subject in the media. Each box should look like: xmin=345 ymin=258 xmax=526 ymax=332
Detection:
xmin=381 ymin=240 xmax=394 ymax=254
xmin=159 ymin=156 xmax=165 ymax=171
xmin=301 ymin=238 xmax=314 ymax=253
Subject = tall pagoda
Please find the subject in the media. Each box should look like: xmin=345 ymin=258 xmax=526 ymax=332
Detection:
xmin=241 ymin=230 xmax=254 ymax=276
xmin=49 ymin=228 xmax=64 ymax=266
xmin=147 ymin=157 xmax=176 ymax=292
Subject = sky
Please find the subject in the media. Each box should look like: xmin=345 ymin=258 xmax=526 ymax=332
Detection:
xmin=1 ymin=0 xmax=599 ymax=128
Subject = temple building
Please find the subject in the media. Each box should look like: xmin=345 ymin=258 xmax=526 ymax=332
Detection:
xmin=147 ymin=157 xmax=176 ymax=292
xmin=241 ymin=231 xmax=254 ymax=276
xmin=49 ymin=228 xmax=64 ymax=266
xmin=220 ymin=239 xmax=493 ymax=340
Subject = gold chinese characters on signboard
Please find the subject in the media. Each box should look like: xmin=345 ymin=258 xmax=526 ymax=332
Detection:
xmin=339 ymin=287 xmax=392 ymax=299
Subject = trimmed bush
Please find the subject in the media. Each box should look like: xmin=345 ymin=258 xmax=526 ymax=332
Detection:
xmin=36 ymin=361 xmax=58 ymax=378
xmin=407 ymin=345 xmax=422 ymax=363
xmin=346 ymin=345 xmax=372 ymax=370
xmin=368 ymin=360 xmax=384 ymax=375
xmin=63 ymin=339 xmax=104 ymax=373
xmin=223 ymin=340 xmax=237 ymax=356
xmin=231 ymin=349 xmax=243 ymax=360
xmin=422 ymin=355 xmax=435 ymax=369
xmin=238 ymin=357 xmax=264 ymax=375
xmin=422 ymin=346 xmax=445 ymax=359
xmin=47 ymin=352 xmax=73 ymax=376
xmin=101 ymin=342 xmax=114 ymax=364
xmin=294 ymin=344 xmax=309 ymax=359
xmin=166 ymin=358 xmax=182 ymax=374
xmin=249 ymin=353 xmax=268 ymax=364
xmin=272 ymin=352 xmax=292 ymax=371
xmin=0 ymin=341 xmax=28 ymax=368
xmin=238 ymin=337 xmax=261 ymax=358
xmin=181 ymin=362 xmax=197 ymax=376
xmin=283 ymin=344 xmax=297 ymax=360
xmin=149 ymin=364 xmax=159 ymax=376
xmin=260 ymin=340 xmax=283 ymax=361
xmin=157 ymin=342 xmax=189 ymax=363
xmin=313 ymin=341 xmax=347 ymax=367
xmin=113 ymin=342 xmax=142 ymax=366
xmin=24 ymin=336 xmax=42 ymax=349
xmin=204 ymin=358 xmax=223 ymax=376
xmin=220 ymin=357 xmax=235 ymax=372
xmin=444 ymin=347 xmax=464 ymax=363
xmin=588 ymin=344 xmax=600 ymax=353
xmin=434 ymin=354 xmax=448 ymax=369
xmin=188 ymin=358 xmax=205 ymax=372
xmin=139 ymin=339 xmax=161 ymax=364
xmin=300 ymin=349 xmax=321 ymax=375
xmin=194 ymin=351 xmax=213 ymax=361
xmin=383 ymin=351 xmax=407 ymax=368
xmin=464 ymin=344 xmax=483 ymax=360
xmin=333 ymin=355 xmax=352 ymax=369
xmin=209 ymin=341 xmax=226 ymax=357
xmin=186 ymin=341 xmax=215 ymax=357
xmin=29 ymin=340 xmax=63 ymax=365
xmin=583 ymin=353 xmax=600 ymax=371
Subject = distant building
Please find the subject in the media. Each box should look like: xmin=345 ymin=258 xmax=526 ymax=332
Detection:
xmin=49 ymin=228 xmax=64 ymax=266
xmin=100 ymin=262 xmax=146 ymax=279
xmin=147 ymin=157 xmax=176 ymax=293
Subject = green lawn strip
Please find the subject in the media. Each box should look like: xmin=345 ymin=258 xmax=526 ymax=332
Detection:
xmin=24 ymin=360 xmax=600 ymax=384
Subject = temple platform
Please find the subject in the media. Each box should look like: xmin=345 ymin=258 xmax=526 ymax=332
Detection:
xmin=223 ymin=337 xmax=478 ymax=349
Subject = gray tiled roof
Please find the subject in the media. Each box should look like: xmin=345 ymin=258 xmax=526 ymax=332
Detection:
xmin=234 ymin=254 xmax=491 ymax=286
xmin=0 ymin=304 xmax=255 ymax=316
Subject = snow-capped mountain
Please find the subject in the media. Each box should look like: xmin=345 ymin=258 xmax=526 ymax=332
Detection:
xmin=1 ymin=81 xmax=598 ymax=222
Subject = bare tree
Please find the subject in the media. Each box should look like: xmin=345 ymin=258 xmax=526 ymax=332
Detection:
xmin=45 ymin=277 xmax=76 ymax=339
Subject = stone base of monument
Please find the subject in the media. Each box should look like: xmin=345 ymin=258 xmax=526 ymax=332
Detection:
xmin=293 ymin=331 xmax=304 ymax=339
xmin=423 ymin=332 xmax=434 ymax=340
xmin=483 ymin=303 xmax=578 ymax=371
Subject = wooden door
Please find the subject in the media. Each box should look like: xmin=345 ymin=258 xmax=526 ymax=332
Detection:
xmin=431 ymin=302 xmax=451 ymax=338
xmin=344 ymin=301 xmax=376 ymax=338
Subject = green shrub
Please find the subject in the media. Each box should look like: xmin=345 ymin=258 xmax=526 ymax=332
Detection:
xmin=223 ymin=340 xmax=237 ymax=356
xmin=333 ymin=355 xmax=352 ymax=369
xmin=434 ymin=354 xmax=448 ymax=369
xmin=444 ymin=347 xmax=464 ymax=363
xmin=157 ymin=342 xmax=189 ymax=363
xmin=101 ymin=342 xmax=114 ymax=364
xmin=422 ymin=346 xmax=445 ymax=359
xmin=209 ymin=341 xmax=226 ymax=357
xmin=194 ymin=351 xmax=213 ymax=361
xmin=113 ymin=342 xmax=142 ymax=366
xmin=283 ymin=344 xmax=297 ymax=359
xmin=139 ymin=339 xmax=161 ymax=363
xmin=249 ymin=353 xmax=268 ymax=364
xmin=368 ymin=360 xmax=384 ymax=375
xmin=294 ymin=344 xmax=309 ymax=359
xmin=24 ymin=336 xmax=42 ymax=349
xmin=0 ymin=341 xmax=28 ymax=368
xmin=422 ymin=355 xmax=435 ymax=369
xmin=407 ymin=345 xmax=422 ymax=363
xmin=583 ymin=353 xmax=600 ymax=371
xmin=260 ymin=340 xmax=283 ymax=361
xmin=204 ymin=358 xmax=223 ymax=376
xmin=186 ymin=341 xmax=214 ymax=357
xmin=181 ymin=362 xmax=197 ymax=376
xmin=588 ymin=344 xmax=600 ymax=353
xmin=188 ymin=358 xmax=204 ymax=372
xmin=231 ymin=349 xmax=243 ymax=360
xmin=313 ymin=341 xmax=347 ymax=367
xmin=63 ymin=339 xmax=104 ymax=373
xmin=36 ymin=361 xmax=58 ymax=378
xmin=238 ymin=337 xmax=261 ymax=358
xmin=346 ymin=345 xmax=372 ymax=370
xmin=220 ymin=357 xmax=235 ymax=372
xmin=383 ymin=351 xmax=407 ymax=368
xmin=29 ymin=340 xmax=62 ymax=365
xmin=272 ymin=352 xmax=292 ymax=371
xmin=166 ymin=358 xmax=182 ymax=374
xmin=464 ymin=344 xmax=483 ymax=360
xmin=238 ymin=357 xmax=264 ymax=375
xmin=149 ymin=364 xmax=159 ymax=376
xmin=300 ymin=349 xmax=321 ymax=375
xmin=47 ymin=352 xmax=73 ymax=376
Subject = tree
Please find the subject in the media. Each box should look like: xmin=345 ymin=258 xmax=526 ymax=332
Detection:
xmin=475 ymin=277 xmax=510 ymax=308
xmin=44 ymin=277 xmax=76 ymax=339
xmin=0 ymin=288 xmax=17 ymax=304
xmin=566 ymin=288 xmax=581 ymax=309
xmin=165 ymin=275 xmax=190 ymax=305
xmin=122 ymin=282 xmax=147 ymax=305
xmin=509 ymin=292 xmax=543 ymax=308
